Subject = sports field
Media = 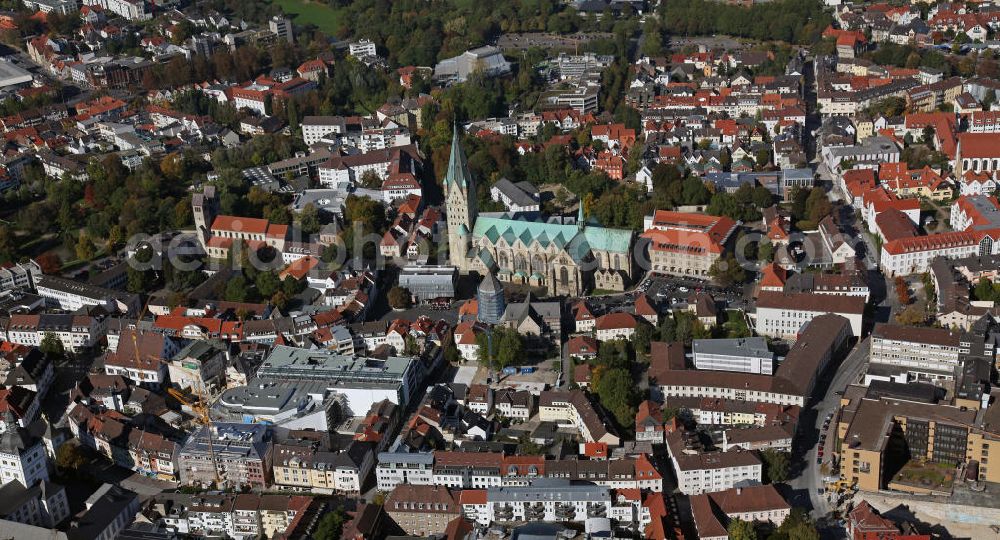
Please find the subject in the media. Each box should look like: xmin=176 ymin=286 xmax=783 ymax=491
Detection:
xmin=272 ymin=0 xmax=345 ymax=35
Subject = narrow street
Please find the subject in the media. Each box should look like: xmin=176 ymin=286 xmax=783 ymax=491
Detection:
xmin=786 ymin=337 xmax=870 ymax=530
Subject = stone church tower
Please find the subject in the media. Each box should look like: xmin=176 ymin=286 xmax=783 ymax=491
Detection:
xmin=192 ymin=185 xmax=218 ymax=250
xmin=445 ymin=124 xmax=477 ymax=272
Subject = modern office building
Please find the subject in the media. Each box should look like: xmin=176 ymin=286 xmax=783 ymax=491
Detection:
xmin=692 ymin=337 xmax=774 ymax=375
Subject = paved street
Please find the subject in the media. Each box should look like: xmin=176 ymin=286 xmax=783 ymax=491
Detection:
xmin=787 ymin=336 xmax=870 ymax=527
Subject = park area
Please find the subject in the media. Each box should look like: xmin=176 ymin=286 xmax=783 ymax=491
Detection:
xmin=272 ymin=0 xmax=344 ymax=35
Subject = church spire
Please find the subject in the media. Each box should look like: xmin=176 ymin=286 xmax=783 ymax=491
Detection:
xmin=577 ymin=203 xmax=585 ymax=230
xmin=446 ymin=122 xmax=472 ymax=190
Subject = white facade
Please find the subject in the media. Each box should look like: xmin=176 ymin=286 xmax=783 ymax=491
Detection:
xmin=753 ymin=306 xmax=862 ymax=340
xmin=0 ymin=436 xmax=48 ymax=488
xmin=692 ymin=338 xmax=773 ymax=375
xmin=89 ymin=0 xmax=150 ymax=21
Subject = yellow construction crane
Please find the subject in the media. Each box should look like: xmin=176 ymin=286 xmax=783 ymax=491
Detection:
xmin=131 ymin=299 xmax=221 ymax=486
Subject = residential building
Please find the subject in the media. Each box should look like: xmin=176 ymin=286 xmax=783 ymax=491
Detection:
xmin=168 ymin=340 xmax=228 ymax=392
xmin=690 ymin=485 xmax=791 ymax=540
xmin=0 ymin=261 xmax=39 ymax=293
xmin=665 ymin=430 xmax=762 ymax=495
xmin=538 ymin=390 xmax=620 ymax=445
xmin=268 ymin=15 xmax=293 ymax=44
xmin=0 ymin=480 xmax=70 ymax=528
xmin=177 ymin=423 xmax=272 ymax=489
xmin=67 ymin=484 xmax=139 ymax=540
xmin=271 ymin=438 xmax=375 ymax=495
xmin=594 ymin=312 xmax=639 ymax=342
xmin=461 ymin=480 xmax=611 ymax=525
xmin=385 ymin=484 xmax=460 ymax=536
xmin=867 ymin=323 xmax=992 ymax=384
xmin=836 ymin=387 xmax=1000 ymax=491
xmin=4 ymin=314 xmax=103 ymax=353
xmin=103 ymin=330 xmax=181 ymax=388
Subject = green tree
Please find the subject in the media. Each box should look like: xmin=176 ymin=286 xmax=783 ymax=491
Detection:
xmin=709 ymin=255 xmax=747 ymax=286
xmin=496 ymin=327 xmax=524 ymax=369
xmin=728 ymin=519 xmax=757 ymax=540
xmin=40 ymin=332 xmax=65 ymax=360
xmin=761 ymin=449 xmax=791 ymax=483
xmin=75 ymin=232 xmax=95 ymax=261
xmin=298 ymin=203 xmax=321 ymax=235
xmin=55 ymin=443 xmax=87 ymax=474
xmin=594 ymin=367 xmax=638 ymax=429
xmin=634 ymin=323 xmax=653 ymax=354
xmin=255 ymin=271 xmax=281 ymax=298
xmin=224 ymin=275 xmax=250 ymax=302
xmin=313 ymin=508 xmax=346 ymax=540
xmin=769 ymin=509 xmax=820 ymax=540
xmin=388 ymin=286 xmax=412 ymax=309
xmin=126 ymin=267 xmax=154 ymax=294
xmin=0 ymin=225 xmax=15 ymax=262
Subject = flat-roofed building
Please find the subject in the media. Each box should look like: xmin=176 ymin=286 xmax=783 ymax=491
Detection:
xmin=692 ymin=337 xmax=774 ymax=375
xmin=177 ymin=423 xmax=272 ymax=489
xmin=254 ymin=345 xmax=425 ymax=414
xmin=34 ymin=275 xmax=140 ymax=313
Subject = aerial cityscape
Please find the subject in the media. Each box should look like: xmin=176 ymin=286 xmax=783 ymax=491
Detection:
xmin=0 ymin=0 xmax=998 ymax=539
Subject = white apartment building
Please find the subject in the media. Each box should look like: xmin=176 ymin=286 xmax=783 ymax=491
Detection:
xmin=301 ymin=116 xmax=347 ymax=145
xmin=753 ymin=292 xmax=864 ymax=339
xmin=5 ymin=314 xmax=103 ymax=353
xmin=349 ymin=40 xmax=377 ymax=59
xmin=0 ymin=260 xmax=39 ymax=292
xmin=692 ymin=337 xmax=774 ymax=375
xmin=666 ymin=432 xmax=762 ymax=496
xmin=464 ymin=481 xmax=612 ymax=525
xmin=89 ymin=0 xmax=151 ymax=21
xmin=867 ymin=323 xmax=964 ymax=383
xmin=34 ymin=275 xmax=139 ymax=313
xmin=375 ymin=452 xmax=434 ymax=491
xmin=0 ymin=430 xmax=49 ymax=488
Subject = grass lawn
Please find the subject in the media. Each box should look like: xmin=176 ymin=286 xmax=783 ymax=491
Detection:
xmin=271 ymin=0 xmax=345 ymax=35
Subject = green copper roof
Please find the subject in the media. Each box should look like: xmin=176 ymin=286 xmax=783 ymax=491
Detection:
xmin=445 ymin=123 xmax=473 ymax=190
xmin=471 ymin=216 xmax=632 ymax=256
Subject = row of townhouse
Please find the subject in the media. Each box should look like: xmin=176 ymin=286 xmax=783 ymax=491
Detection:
xmin=375 ymin=450 xmax=663 ymax=493
xmin=66 ymin=404 xmax=179 ymax=480
xmin=148 ymin=493 xmax=311 ymax=540
xmin=3 ymin=313 xmax=106 ymax=353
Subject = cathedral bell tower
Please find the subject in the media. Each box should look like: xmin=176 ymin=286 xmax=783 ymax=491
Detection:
xmin=444 ymin=124 xmax=477 ymax=272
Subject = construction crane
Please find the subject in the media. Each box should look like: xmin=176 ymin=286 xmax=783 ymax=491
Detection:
xmin=131 ymin=299 xmax=222 ymax=487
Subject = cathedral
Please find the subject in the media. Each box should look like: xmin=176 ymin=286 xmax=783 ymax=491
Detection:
xmin=445 ymin=126 xmax=634 ymax=297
